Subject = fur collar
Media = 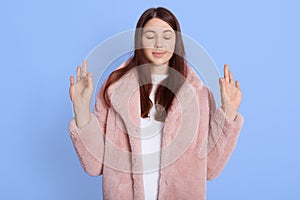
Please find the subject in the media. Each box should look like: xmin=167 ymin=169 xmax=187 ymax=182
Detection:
xmin=107 ymin=64 xmax=204 ymax=173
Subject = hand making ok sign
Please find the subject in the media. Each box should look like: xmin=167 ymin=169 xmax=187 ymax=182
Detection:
xmin=219 ymin=64 xmax=242 ymax=121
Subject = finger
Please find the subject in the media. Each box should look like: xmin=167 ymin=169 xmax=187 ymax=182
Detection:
xmin=236 ymin=80 xmax=240 ymax=89
xmin=229 ymin=70 xmax=234 ymax=85
xmin=76 ymin=66 xmax=81 ymax=82
xmin=70 ymin=76 xmax=74 ymax=86
xmin=69 ymin=76 xmax=74 ymax=101
xmin=219 ymin=77 xmax=223 ymax=85
xmin=224 ymin=64 xmax=229 ymax=83
xmin=82 ymin=60 xmax=87 ymax=78
xmin=87 ymin=73 xmax=94 ymax=90
xmin=219 ymin=78 xmax=225 ymax=92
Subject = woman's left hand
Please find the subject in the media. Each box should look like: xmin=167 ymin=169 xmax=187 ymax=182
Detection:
xmin=219 ymin=64 xmax=242 ymax=121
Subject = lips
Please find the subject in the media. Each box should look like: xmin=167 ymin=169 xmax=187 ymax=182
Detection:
xmin=152 ymin=51 xmax=166 ymax=58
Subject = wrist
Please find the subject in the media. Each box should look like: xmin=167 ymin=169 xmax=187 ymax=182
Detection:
xmin=221 ymin=106 xmax=238 ymax=121
xmin=75 ymin=112 xmax=91 ymax=128
xmin=73 ymin=105 xmax=91 ymax=128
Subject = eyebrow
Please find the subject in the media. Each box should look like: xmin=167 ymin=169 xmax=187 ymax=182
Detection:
xmin=163 ymin=30 xmax=173 ymax=33
xmin=144 ymin=30 xmax=155 ymax=34
xmin=143 ymin=30 xmax=173 ymax=33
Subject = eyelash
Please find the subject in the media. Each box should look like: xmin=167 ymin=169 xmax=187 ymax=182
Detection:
xmin=145 ymin=36 xmax=172 ymax=40
xmin=146 ymin=36 xmax=155 ymax=39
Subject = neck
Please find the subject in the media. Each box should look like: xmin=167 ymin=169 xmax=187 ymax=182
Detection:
xmin=150 ymin=64 xmax=169 ymax=75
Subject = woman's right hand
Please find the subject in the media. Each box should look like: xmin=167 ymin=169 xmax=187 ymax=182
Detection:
xmin=69 ymin=60 xmax=94 ymax=128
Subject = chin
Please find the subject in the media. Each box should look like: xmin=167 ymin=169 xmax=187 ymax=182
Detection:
xmin=149 ymin=56 xmax=172 ymax=66
xmin=152 ymin=62 xmax=170 ymax=67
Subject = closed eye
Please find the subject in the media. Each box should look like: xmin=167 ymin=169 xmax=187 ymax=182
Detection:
xmin=163 ymin=36 xmax=172 ymax=40
xmin=163 ymin=32 xmax=173 ymax=40
xmin=143 ymin=30 xmax=155 ymax=39
xmin=146 ymin=36 xmax=155 ymax=39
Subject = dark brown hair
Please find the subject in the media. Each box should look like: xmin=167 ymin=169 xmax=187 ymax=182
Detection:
xmin=103 ymin=7 xmax=187 ymax=121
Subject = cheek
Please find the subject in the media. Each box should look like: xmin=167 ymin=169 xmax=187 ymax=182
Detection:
xmin=142 ymin=38 xmax=155 ymax=49
xmin=164 ymin=39 xmax=176 ymax=53
xmin=165 ymin=52 xmax=174 ymax=61
xmin=142 ymin=48 xmax=153 ymax=61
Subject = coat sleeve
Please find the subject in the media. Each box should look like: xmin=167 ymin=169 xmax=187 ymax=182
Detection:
xmin=68 ymin=80 xmax=109 ymax=176
xmin=203 ymin=88 xmax=244 ymax=180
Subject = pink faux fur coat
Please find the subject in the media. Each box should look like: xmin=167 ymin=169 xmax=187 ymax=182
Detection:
xmin=69 ymin=63 xmax=244 ymax=200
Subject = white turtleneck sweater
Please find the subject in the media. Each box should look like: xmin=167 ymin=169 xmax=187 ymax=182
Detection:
xmin=140 ymin=73 xmax=169 ymax=200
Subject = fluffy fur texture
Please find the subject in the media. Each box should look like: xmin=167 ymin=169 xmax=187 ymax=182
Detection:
xmin=69 ymin=63 xmax=244 ymax=200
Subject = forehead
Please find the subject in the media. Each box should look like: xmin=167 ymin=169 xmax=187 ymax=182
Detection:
xmin=143 ymin=18 xmax=174 ymax=32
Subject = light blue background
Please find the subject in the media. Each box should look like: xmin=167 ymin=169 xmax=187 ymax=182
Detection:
xmin=1 ymin=0 xmax=299 ymax=199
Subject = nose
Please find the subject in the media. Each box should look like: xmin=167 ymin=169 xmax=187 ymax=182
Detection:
xmin=154 ymin=36 xmax=163 ymax=49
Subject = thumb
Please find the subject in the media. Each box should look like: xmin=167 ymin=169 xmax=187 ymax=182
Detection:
xmin=69 ymin=76 xmax=74 ymax=101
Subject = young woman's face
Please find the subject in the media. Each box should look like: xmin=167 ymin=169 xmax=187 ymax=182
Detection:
xmin=142 ymin=18 xmax=176 ymax=68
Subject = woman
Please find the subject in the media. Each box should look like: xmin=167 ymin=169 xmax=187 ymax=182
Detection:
xmin=69 ymin=7 xmax=244 ymax=200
